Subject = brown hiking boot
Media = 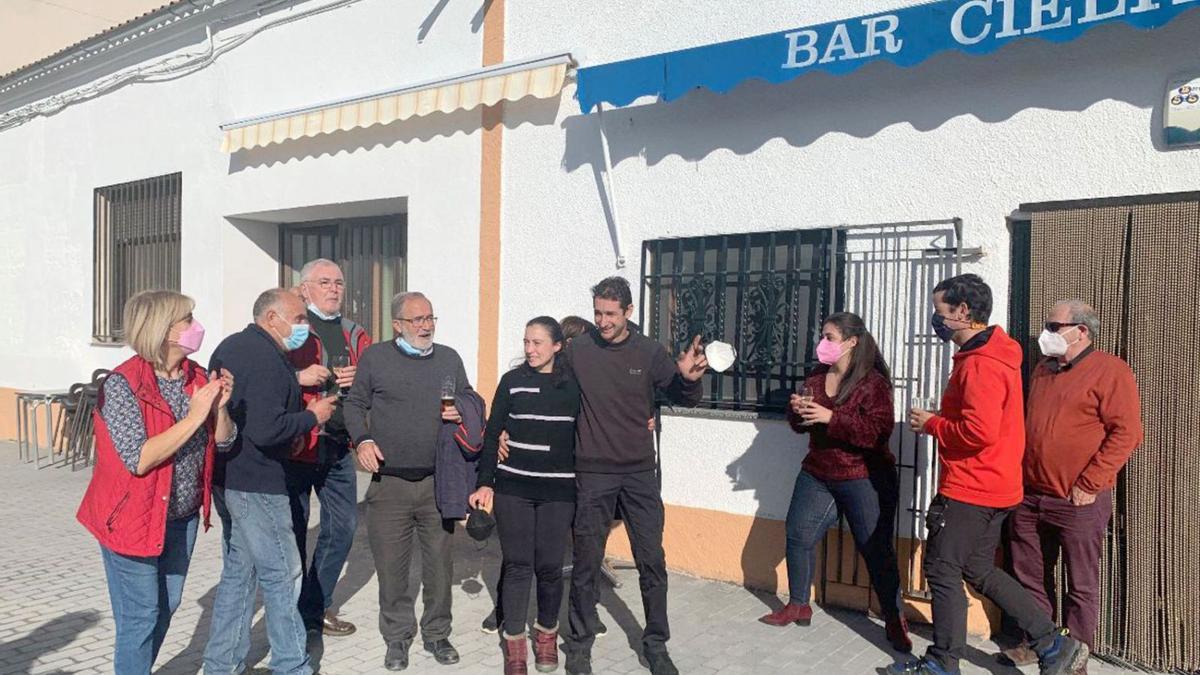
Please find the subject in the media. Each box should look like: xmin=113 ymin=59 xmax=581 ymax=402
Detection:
xmin=759 ymin=602 xmax=813 ymax=626
xmin=997 ymin=642 xmax=1038 ymax=667
xmin=503 ymin=633 xmax=529 ymax=675
xmin=532 ymin=623 xmax=559 ymax=673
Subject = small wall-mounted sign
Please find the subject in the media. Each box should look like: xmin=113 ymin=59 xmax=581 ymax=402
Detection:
xmin=1165 ymin=76 xmax=1200 ymax=148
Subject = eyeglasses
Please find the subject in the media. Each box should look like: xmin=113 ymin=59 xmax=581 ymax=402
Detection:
xmin=397 ymin=315 xmax=438 ymax=326
xmin=305 ymin=278 xmax=345 ymax=290
xmin=1044 ymin=321 xmax=1082 ymax=333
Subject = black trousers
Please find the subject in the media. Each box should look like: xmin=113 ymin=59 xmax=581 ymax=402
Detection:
xmin=567 ymin=470 xmax=669 ymax=654
xmin=924 ymin=495 xmax=1059 ymax=670
xmin=365 ymin=474 xmax=455 ymax=645
xmin=494 ymin=493 xmax=576 ymax=636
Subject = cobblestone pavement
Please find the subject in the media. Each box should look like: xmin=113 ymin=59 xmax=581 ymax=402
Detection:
xmin=0 ymin=444 xmax=1133 ymax=674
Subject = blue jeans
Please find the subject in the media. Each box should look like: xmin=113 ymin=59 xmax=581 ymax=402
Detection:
xmin=203 ymin=487 xmax=311 ymax=675
xmin=784 ymin=469 xmax=904 ymax=620
xmin=100 ymin=515 xmax=198 ymax=675
xmin=286 ymin=449 xmax=359 ymax=627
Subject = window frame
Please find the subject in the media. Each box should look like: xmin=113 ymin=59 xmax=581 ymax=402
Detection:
xmin=92 ymin=172 xmax=183 ymax=343
xmin=640 ymin=228 xmax=842 ymax=413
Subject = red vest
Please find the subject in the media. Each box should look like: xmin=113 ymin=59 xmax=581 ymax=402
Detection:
xmin=76 ymin=355 xmax=216 ymax=556
xmin=287 ymin=318 xmax=371 ymax=462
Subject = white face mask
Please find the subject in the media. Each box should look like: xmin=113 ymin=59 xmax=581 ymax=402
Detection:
xmin=307 ymin=303 xmax=341 ymax=321
xmin=1038 ymin=326 xmax=1080 ymax=358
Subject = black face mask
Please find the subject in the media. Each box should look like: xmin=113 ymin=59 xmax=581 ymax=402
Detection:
xmin=465 ymin=508 xmax=495 ymax=541
xmin=931 ymin=313 xmax=956 ymax=342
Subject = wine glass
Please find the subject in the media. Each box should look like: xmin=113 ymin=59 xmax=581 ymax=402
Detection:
xmin=797 ymin=384 xmax=816 ymax=406
xmin=910 ymin=394 xmax=939 ymax=435
xmin=909 ymin=395 xmax=939 ymax=414
xmin=330 ymin=354 xmax=350 ymax=399
xmin=440 ymin=375 xmax=457 ymax=414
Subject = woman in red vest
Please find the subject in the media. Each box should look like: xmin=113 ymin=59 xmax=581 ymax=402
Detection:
xmin=76 ymin=290 xmax=236 ymax=674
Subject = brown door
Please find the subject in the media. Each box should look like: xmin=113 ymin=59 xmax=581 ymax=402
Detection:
xmin=1012 ymin=195 xmax=1200 ymax=672
xmin=280 ymin=214 xmax=407 ymax=343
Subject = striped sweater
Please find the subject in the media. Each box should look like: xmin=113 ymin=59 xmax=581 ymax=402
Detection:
xmin=476 ymin=368 xmax=579 ymax=502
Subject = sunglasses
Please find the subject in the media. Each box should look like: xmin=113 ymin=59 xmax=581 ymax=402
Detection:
xmin=1044 ymin=322 xmax=1082 ymax=333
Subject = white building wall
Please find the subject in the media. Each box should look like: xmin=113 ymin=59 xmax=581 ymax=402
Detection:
xmin=0 ymin=0 xmax=487 ymax=390
xmin=501 ymin=2 xmax=1200 ymax=524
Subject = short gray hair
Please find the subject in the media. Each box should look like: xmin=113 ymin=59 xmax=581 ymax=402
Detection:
xmin=253 ymin=288 xmax=293 ymax=320
xmin=299 ymin=258 xmax=340 ymax=281
xmin=1055 ymin=299 xmax=1100 ymax=340
xmin=391 ymin=291 xmax=429 ymax=319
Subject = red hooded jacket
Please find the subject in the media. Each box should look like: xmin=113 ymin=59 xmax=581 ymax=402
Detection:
xmin=924 ymin=326 xmax=1026 ymax=509
xmin=77 ymin=356 xmax=216 ymax=556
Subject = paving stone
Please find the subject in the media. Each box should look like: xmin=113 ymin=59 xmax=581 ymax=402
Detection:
xmin=0 ymin=442 xmax=1134 ymax=674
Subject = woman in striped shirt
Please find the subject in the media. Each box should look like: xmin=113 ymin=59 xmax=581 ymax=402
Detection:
xmin=471 ymin=316 xmax=579 ymax=675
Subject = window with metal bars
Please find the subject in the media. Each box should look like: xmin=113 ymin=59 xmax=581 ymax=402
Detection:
xmin=279 ymin=214 xmax=407 ymax=343
xmin=92 ymin=173 xmax=183 ymax=343
xmin=641 ymin=229 xmax=840 ymax=412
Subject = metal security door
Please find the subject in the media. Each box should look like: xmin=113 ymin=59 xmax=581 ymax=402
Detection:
xmin=819 ymin=220 xmax=965 ymax=609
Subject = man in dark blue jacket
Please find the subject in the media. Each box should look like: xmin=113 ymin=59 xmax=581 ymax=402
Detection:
xmin=203 ymin=289 xmax=337 ymax=675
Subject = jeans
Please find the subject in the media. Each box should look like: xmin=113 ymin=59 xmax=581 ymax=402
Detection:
xmin=286 ymin=448 xmax=359 ymax=627
xmin=1008 ymin=490 xmax=1113 ymax=649
xmin=494 ymin=493 xmax=576 ymax=636
xmin=365 ymin=474 xmax=454 ymax=645
xmin=100 ymin=515 xmax=198 ymax=675
xmin=783 ymin=469 xmax=904 ymax=620
xmin=203 ymin=487 xmax=311 ymax=675
xmin=568 ymin=470 xmax=668 ymax=654
xmin=923 ymin=495 xmax=1059 ymax=671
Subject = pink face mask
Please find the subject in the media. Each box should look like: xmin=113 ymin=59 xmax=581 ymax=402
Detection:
xmin=175 ymin=319 xmax=205 ymax=355
xmin=815 ymin=338 xmax=847 ymax=365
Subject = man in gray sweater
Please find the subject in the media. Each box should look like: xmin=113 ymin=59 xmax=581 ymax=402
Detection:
xmin=344 ymin=291 xmax=469 ymax=671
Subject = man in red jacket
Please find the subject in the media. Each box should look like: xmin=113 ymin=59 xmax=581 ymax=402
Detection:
xmin=889 ymin=274 xmax=1087 ymax=675
xmin=1001 ymin=300 xmax=1142 ymax=674
xmin=286 ymin=259 xmax=373 ymax=638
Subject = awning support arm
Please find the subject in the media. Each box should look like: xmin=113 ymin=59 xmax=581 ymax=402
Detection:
xmin=596 ymin=102 xmax=627 ymax=270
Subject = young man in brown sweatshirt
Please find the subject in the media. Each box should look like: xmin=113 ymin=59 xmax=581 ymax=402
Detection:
xmin=1002 ymin=300 xmax=1143 ymax=673
xmin=564 ymin=277 xmax=707 ymax=675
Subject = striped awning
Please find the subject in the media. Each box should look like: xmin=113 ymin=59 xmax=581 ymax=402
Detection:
xmin=219 ymin=52 xmax=572 ymax=153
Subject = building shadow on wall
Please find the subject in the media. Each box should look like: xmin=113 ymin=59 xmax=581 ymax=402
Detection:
xmin=560 ymin=16 xmax=1194 ymax=176
xmin=723 ymin=416 xmax=805 ymax=612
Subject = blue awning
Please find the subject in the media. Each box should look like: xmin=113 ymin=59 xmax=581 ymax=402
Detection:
xmin=576 ymin=0 xmax=1199 ymax=112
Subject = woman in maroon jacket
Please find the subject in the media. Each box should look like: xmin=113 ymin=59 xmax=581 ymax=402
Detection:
xmin=759 ymin=312 xmax=911 ymax=653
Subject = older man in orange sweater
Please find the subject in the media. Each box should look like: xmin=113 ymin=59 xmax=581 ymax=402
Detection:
xmin=1002 ymin=300 xmax=1143 ymax=674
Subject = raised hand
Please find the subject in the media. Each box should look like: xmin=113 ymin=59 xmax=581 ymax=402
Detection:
xmin=676 ymin=335 xmax=709 ymax=382
xmin=186 ymin=379 xmax=223 ymax=423
xmin=212 ymin=368 xmax=234 ymax=409
xmin=297 ymin=364 xmax=332 ymax=388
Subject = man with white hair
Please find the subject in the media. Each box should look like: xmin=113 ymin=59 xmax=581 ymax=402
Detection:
xmin=1001 ymin=300 xmax=1143 ymax=674
xmin=344 ymin=291 xmax=469 ymax=671
xmin=286 ymin=258 xmax=373 ymax=637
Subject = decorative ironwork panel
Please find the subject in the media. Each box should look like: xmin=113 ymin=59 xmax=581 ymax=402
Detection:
xmin=642 ymin=229 xmax=836 ymax=412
